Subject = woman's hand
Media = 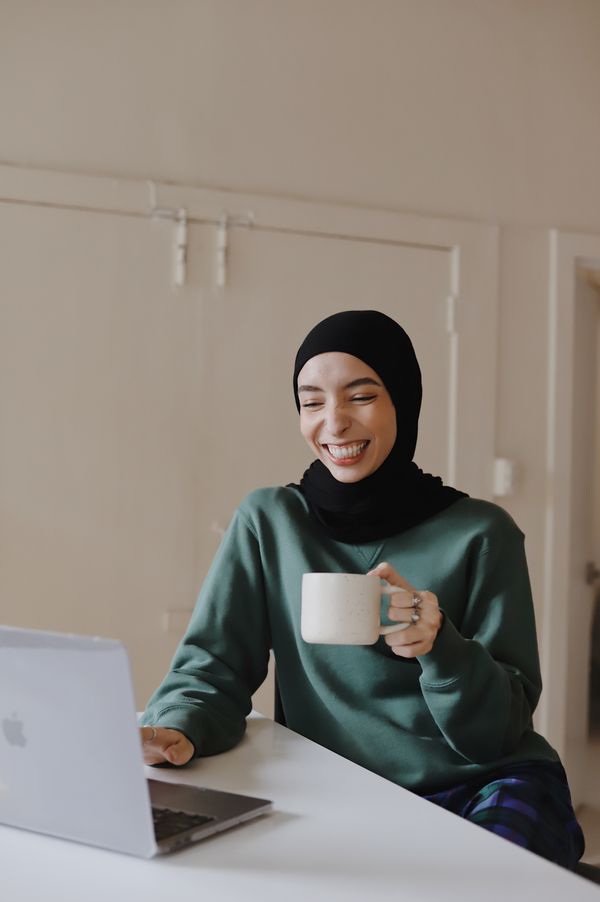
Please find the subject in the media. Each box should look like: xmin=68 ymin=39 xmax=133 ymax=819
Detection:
xmin=367 ymin=561 xmax=443 ymax=658
xmin=140 ymin=726 xmax=195 ymax=766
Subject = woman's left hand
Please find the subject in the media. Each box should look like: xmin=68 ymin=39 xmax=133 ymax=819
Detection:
xmin=367 ymin=561 xmax=443 ymax=658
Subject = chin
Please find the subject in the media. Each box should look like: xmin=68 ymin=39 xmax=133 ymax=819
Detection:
xmin=330 ymin=472 xmax=359 ymax=483
xmin=325 ymin=463 xmax=371 ymax=483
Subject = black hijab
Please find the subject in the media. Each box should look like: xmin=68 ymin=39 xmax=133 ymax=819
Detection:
xmin=291 ymin=310 xmax=467 ymax=543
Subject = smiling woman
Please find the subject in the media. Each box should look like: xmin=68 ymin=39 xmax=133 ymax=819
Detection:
xmin=141 ymin=309 xmax=585 ymax=872
xmin=290 ymin=310 xmax=466 ymax=543
xmin=297 ymin=355 xmax=397 ymax=481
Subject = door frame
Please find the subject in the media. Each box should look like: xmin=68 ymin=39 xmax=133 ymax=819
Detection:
xmin=541 ymin=229 xmax=600 ymax=764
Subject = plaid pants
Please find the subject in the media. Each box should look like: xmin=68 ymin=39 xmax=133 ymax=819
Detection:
xmin=423 ymin=761 xmax=585 ymax=870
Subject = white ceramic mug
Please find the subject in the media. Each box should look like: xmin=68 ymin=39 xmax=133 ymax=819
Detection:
xmin=301 ymin=572 xmax=411 ymax=645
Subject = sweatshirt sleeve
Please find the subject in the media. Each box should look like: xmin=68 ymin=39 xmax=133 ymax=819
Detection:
xmin=140 ymin=506 xmax=271 ymax=757
xmin=417 ymin=517 xmax=542 ymax=764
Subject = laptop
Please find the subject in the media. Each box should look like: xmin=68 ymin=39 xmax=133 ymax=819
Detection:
xmin=0 ymin=625 xmax=272 ymax=857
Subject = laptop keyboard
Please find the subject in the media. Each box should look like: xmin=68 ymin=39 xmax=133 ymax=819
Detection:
xmin=152 ymin=806 xmax=216 ymax=841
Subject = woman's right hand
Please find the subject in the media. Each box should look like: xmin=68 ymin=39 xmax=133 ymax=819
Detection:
xmin=140 ymin=726 xmax=195 ymax=766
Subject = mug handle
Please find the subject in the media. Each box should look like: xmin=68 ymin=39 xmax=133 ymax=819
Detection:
xmin=378 ymin=582 xmax=412 ymax=635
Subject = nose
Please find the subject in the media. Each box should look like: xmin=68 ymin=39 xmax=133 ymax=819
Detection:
xmin=325 ymin=404 xmax=351 ymax=436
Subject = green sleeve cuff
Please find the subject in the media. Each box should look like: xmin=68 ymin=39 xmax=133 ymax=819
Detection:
xmin=418 ymin=612 xmax=467 ymax=686
xmin=140 ymin=704 xmax=246 ymax=758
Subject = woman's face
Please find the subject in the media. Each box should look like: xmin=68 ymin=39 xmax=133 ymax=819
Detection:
xmin=297 ymin=352 xmax=397 ymax=483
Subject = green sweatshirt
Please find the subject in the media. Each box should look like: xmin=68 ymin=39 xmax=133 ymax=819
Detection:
xmin=142 ymin=487 xmax=558 ymax=793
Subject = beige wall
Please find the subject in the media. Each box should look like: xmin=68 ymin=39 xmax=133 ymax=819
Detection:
xmin=3 ymin=0 xmax=600 ymax=230
xmin=2 ymin=0 xmax=600 ymax=722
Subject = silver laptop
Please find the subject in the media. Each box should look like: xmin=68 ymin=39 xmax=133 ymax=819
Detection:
xmin=0 ymin=626 xmax=272 ymax=857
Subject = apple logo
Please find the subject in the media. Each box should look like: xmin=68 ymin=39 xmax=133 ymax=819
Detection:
xmin=2 ymin=712 xmax=27 ymax=747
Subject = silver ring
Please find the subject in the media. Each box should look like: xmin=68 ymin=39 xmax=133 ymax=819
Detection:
xmin=410 ymin=610 xmax=421 ymax=624
xmin=411 ymin=593 xmax=422 ymax=609
xmin=144 ymin=726 xmax=157 ymax=743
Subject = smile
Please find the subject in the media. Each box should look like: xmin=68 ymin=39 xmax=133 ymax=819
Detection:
xmin=324 ymin=441 xmax=369 ymax=462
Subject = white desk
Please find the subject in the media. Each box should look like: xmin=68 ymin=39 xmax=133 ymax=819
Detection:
xmin=1 ymin=714 xmax=597 ymax=901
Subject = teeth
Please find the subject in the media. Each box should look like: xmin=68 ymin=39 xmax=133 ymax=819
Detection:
xmin=326 ymin=442 xmax=368 ymax=460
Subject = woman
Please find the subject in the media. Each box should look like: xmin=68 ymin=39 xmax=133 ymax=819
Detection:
xmin=141 ymin=310 xmax=584 ymax=869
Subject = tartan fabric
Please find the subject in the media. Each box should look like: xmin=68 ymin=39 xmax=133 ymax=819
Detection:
xmin=423 ymin=761 xmax=585 ymax=870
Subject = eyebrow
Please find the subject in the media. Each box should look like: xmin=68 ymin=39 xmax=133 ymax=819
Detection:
xmin=297 ymin=377 xmax=382 ymax=393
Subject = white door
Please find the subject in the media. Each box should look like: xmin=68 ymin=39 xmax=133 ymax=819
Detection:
xmin=191 ymin=221 xmax=495 ymax=715
xmin=563 ymin=269 xmax=600 ymax=801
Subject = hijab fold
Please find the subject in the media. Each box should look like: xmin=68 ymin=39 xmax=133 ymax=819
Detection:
xmin=291 ymin=310 xmax=467 ymax=544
